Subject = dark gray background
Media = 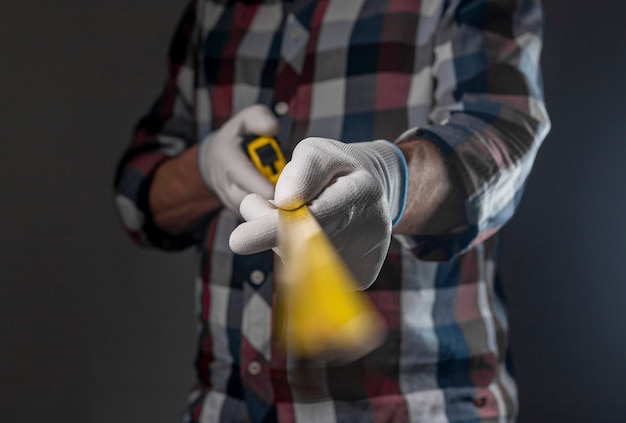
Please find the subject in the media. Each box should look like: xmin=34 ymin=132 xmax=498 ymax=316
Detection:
xmin=2 ymin=1 xmax=624 ymax=422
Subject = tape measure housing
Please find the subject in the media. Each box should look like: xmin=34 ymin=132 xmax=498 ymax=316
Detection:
xmin=241 ymin=135 xmax=286 ymax=185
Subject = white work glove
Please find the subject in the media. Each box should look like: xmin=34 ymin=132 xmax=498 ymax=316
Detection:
xmin=229 ymin=137 xmax=408 ymax=289
xmin=198 ymin=104 xmax=279 ymax=215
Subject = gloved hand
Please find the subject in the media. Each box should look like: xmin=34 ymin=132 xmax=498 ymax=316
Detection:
xmin=229 ymin=137 xmax=407 ymax=289
xmin=198 ymin=104 xmax=279 ymax=215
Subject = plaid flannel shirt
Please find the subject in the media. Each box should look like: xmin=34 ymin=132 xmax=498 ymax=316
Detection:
xmin=113 ymin=0 xmax=550 ymax=422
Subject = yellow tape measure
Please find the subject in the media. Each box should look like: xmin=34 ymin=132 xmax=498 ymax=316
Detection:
xmin=242 ymin=135 xmax=386 ymax=361
xmin=241 ymin=135 xmax=286 ymax=185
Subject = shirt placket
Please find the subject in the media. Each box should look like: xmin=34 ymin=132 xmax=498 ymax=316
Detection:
xmin=274 ymin=9 xmax=311 ymax=154
xmin=238 ymin=250 xmax=276 ymax=420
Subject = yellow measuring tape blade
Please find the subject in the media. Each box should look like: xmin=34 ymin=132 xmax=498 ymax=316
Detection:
xmin=276 ymin=205 xmax=386 ymax=360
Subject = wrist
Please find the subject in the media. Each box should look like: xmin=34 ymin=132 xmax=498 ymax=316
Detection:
xmin=362 ymin=140 xmax=408 ymax=226
xmin=197 ymin=135 xmax=213 ymax=191
xmin=150 ymin=145 xmax=221 ymax=234
xmin=392 ymin=138 xmax=465 ymax=235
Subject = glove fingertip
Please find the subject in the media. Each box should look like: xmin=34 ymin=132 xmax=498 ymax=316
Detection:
xmin=229 ymin=205 xmax=281 ymax=255
xmin=242 ymin=105 xmax=280 ymax=136
xmin=228 ymin=229 xmax=252 ymax=254
xmin=239 ymin=193 xmax=277 ymax=221
xmin=229 ymin=227 xmax=277 ymax=255
xmin=229 ymin=223 xmax=266 ymax=255
xmin=273 ymin=163 xmax=308 ymax=210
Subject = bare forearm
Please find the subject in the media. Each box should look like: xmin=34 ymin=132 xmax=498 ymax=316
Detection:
xmin=149 ymin=145 xmax=222 ymax=234
xmin=393 ymin=139 xmax=465 ymax=235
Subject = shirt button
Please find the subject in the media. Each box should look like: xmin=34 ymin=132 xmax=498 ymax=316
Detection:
xmin=290 ymin=28 xmax=302 ymax=40
xmin=274 ymin=101 xmax=289 ymax=115
xmin=474 ymin=396 xmax=487 ymax=407
xmin=247 ymin=361 xmax=262 ymax=376
xmin=250 ymin=270 xmax=265 ymax=285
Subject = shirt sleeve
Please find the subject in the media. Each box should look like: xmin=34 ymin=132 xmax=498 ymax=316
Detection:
xmin=397 ymin=0 xmax=551 ymax=260
xmin=113 ymin=0 xmax=203 ymax=250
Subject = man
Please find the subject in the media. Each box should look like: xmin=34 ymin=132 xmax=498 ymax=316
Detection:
xmin=114 ymin=0 xmax=550 ymax=421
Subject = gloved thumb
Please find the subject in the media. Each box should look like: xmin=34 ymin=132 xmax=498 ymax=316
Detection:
xmin=233 ymin=104 xmax=280 ymax=138
xmin=274 ymin=138 xmax=343 ymax=210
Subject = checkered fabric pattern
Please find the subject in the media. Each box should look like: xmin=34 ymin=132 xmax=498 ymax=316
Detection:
xmin=113 ymin=0 xmax=550 ymax=422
